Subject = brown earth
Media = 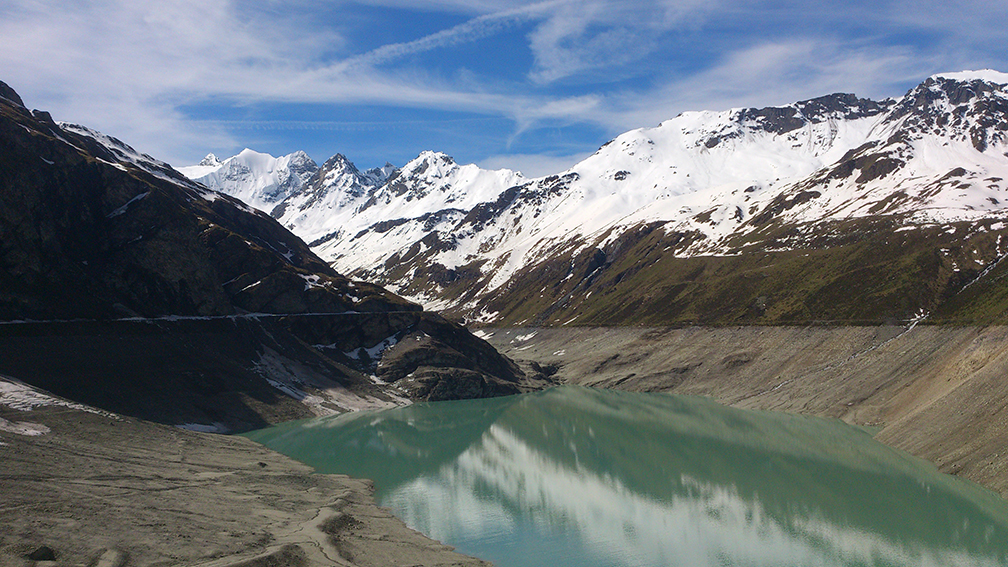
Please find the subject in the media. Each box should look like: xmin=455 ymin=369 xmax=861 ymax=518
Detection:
xmin=484 ymin=325 xmax=1008 ymax=499
xmin=0 ymin=391 xmax=488 ymax=567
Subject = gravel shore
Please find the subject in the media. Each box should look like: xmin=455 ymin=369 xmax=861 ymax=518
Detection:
xmin=0 ymin=381 xmax=488 ymax=567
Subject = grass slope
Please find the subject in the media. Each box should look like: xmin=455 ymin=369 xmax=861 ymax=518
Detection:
xmin=443 ymin=218 xmax=1008 ymax=326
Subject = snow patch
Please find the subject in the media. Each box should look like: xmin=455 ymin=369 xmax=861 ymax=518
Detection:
xmin=342 ymin=334 xmax=399 ymax=363
xmin=0 ymin=377 xmax=120 ymax=419
xmin=932 ymin=70 xmax=1008 ymax=84
xmin=512 ymin=331 xmax=538 ymax=343
xmin=176 ymin=422 xmax=229 ymax=434
xmin=107 ymin=191 xmax=150 ymax=218
xmin=300 ymin=273 xmax=327 ymax=291
xmin=0 ymin=416 xmax=50 ymax=437
xmin=254 ymin=349 xmax=400 ymax=414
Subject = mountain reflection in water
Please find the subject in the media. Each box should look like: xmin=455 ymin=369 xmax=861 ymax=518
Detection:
xmin=246 ymin=387 xmax=1008 ymax=567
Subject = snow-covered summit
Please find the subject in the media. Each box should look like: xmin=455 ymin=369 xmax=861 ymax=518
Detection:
xmin=323 ymin=72 xmax=1008 ymax=314
xmin=375 ymin=151 xmax=522 ymax=206
xmin=364 ymin=162 xmax=398 ymax=185
xmin=931 ymin=70 xmax=1008 ymax=85
xmin=178 ymin=148 xmax=318 ymax=211
xmin=198 ymin=153 xmax=221 ymax=167
xmin=269 ymin=150 xmax=523 ymax=262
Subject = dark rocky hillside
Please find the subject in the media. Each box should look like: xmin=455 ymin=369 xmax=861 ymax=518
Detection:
xmin=0 ymin=81 xmax=536 ymax=431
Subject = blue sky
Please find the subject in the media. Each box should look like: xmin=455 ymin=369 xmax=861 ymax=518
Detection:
xmin=2 ymin=0 xmax=1007 ymax=176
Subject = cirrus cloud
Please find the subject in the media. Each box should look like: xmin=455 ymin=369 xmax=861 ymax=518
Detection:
xmin=0 ymin=0 xmax=1005 ymax=172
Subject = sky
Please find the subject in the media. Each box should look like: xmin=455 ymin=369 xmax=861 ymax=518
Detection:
xmin=1 ymin=0 xmax=1007 ymax=177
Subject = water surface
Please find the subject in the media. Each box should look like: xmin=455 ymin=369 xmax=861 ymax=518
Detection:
xmin=246 ymin=387 xmax=1008 ymax=567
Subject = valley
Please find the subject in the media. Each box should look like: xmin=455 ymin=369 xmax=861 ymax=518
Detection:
xmin=4 ymin=69 xmax=1008 ymax=566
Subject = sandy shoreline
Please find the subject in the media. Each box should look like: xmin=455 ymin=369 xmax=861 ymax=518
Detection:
xmin=0 ymin=384 xmax=489 ymax=567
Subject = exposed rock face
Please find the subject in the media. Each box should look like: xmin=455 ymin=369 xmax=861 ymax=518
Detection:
xmin=885 ymin=76 xmax=1008 ymax=151
xmin=1 ymin=90 xmax=354 ymax=320
xmin=0 ymin=80 xmax=530 ymax=430
xmin=282 ymin=153 xmax=377 ymax=215
xmin=0 ymin=81 xmax=24 ymax=107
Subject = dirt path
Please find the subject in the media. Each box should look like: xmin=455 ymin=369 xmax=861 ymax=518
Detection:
xmin=484 ymin=325 xmax=1008 ymax=498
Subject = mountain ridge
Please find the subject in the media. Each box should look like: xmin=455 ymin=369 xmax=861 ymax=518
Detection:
xmin=182 ymin=71 xmax=1008 ymax=326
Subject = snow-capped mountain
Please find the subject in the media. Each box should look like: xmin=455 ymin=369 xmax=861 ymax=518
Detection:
xmin=183 ymin=149 xmax=525 ymax=279
xmin=278 ymin=150 xmax=524 ymax=274
xmin=178 ymin=148 xmax=319 ymax=211
xmin=182 ymin=71 xmax=1008 ymax=326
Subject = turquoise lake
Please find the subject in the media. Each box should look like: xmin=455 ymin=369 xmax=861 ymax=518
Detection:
xmin=245 ymin=386 xmax=1008 ymax=566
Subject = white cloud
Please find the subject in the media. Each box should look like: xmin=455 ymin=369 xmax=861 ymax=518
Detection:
xmin=592 ymin=39 xmax=940 ymax=135
xmin=0 ymin=0 xmax=341 ymax=163
xmin=335 ymin=1 xmax=558 ymax=71
xmin=0 ymin=0 xmax=602 ymax=163
xmin=331 ymin=0 xmax=541 ymax=14
xmin=1 ymin=0 xmax=1006 ymax=168
xmin=525 ymin=0 xmax=716 ymax=85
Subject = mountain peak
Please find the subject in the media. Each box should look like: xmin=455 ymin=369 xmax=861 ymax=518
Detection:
xmin=363 ymin=162 xmax=398 ymax=185
xmin=414 ymin=150 xmax=456 ymax=165
xmin=198 ymin=153 xmax=221 ymax=167
xmin=179 ymin=148 xmax=318 ymax=210
xmin=884 ymin=72 xmax=1008 ymax=152
xmin=733 ymin=92 xmax=894 ymax=138
xmin=398 ymin=151 xmax=458 ymax=180
xmin=284 ymin=150 xmax=318 ymax=177
xmin=236 ymin=147 xmax=270 ymax=160
xmin=319 ymin=152 xmax=359 ymax=175
xmin=289 ymin=150 xmax=313 ymax=163
xmin=903 ymin=72 xmax=1008 ymax=106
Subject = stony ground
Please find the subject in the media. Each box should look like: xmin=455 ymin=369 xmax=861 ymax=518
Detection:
xmin=485 ymin=325 xmax=1008 ymax=499
xmin=0 ymin=382 xmax=488 ymax=567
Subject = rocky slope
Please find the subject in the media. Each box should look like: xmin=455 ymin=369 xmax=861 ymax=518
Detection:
xmin=186 ymin=71 xmax=1008 ymax=326
xmin=0 ymin=80 xmax=535 ymax=432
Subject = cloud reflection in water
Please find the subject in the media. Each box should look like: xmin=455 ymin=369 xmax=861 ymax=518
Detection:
xmin=249 ymin=387 xmax=1008 ymax=567
xmin=383 ymin=413 xmax=1006 ymax=566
